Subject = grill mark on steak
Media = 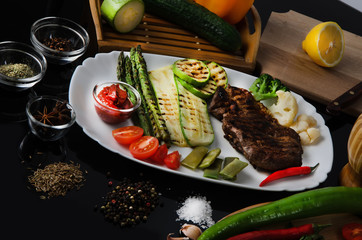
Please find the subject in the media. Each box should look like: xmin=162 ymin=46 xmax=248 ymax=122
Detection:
xmin=209 ymin=86 xmax=303 ymax=172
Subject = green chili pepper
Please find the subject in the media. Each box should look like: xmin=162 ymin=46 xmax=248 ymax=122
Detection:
xmin=198 ymin=187 xmax=362 ymax=240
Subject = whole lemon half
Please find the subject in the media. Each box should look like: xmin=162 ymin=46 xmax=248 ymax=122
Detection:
xmin=302 ymin=21 xmax=345 ymax=68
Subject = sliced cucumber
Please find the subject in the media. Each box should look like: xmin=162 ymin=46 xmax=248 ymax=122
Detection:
xmin=173 ymin=59 xmax=210 ymax=87
xmin=148 ymin=65 xmax=188 ymax=147
xmin=101 ymin=0 xmax=145 ymax=33
xmin=205 ymin=61 xmax=228 ymax=88
xmin=175 ymin=75 xmax=217 ymax=99
xmin=176 ymin=80 xmax=214 ymax=147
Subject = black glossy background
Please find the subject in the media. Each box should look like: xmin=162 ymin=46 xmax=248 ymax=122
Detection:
xmin=0 ymin=0 xmax=360 ymax=239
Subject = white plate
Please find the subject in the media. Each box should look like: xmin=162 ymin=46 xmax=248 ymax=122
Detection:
xmin=69 ymin=51 xmax=333 ymax=192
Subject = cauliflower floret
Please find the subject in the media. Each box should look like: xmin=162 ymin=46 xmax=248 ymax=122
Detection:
xmin=267 ymin=91 xmax=320 ymax=145
xmin=290 ymin=114 xmax=320 ymax=145
xmin=268 ymin=90 xmax=298 ymax=127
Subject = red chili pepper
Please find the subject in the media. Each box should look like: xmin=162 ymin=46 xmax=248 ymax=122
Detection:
xmin=226 ymin=223 xmax=328 ymax=240
xmin=259 ymin=163 xmax=319 ymax=187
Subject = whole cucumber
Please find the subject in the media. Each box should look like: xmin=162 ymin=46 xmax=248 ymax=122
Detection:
xmin=198 ymin=187 xmax=362 ymax=240
xmin=143 ymin=0 xmax=242 ymax=52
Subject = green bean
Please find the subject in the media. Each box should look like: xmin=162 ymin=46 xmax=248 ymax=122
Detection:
xmin=198 ymin=148 xmax=221 ymax=169
xmin=219 ymin=157 xmax=247 ymax=180
xmin=203 ymin=158 xmax=223 ymax=179
xmin=181 ymin=146 xmax=209 ymax=170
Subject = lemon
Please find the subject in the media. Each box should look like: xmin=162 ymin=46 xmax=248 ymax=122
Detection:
xmin=302 ymin=21 xmax=345 ymax=67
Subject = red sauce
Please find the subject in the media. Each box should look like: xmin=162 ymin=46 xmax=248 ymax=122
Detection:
xmin=95 ymin=84 xmax=134 ymax=124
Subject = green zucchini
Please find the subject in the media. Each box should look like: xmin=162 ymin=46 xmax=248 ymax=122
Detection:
xmin=143 ymin=0 xmax=242 ymax=52
xmin=148 ymin=65 xmax=188 ymax=147
xmin=205 ymin=61 xmax=228 ymax=88
xmin=176 ymin=80 xmax=214 ymax=147
xmin=176 ymin=75 xmax=217 ymax=99
xmin=198 ymin=187 xmax=362 ymax=240
xmin=101 ymin=0 xmax=145 ymax=33
xmin=173 ymin=59 xmax=210 ymax=87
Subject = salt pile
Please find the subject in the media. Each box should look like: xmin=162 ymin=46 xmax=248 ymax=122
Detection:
xmin=176 ymin=196 xmax=215 ymax=229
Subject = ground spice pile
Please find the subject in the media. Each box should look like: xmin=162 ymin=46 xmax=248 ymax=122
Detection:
xmin=28 ymin=162 xmax=86 ymax=199
xmin=98 ymin=178 xmax=159 ymax=227
xmin=176 ymin=196 xmax=215 ymax=229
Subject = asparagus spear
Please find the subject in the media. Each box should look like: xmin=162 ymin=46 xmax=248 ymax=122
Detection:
xmin=117 ymin=51 xmax=125 ymax=81
xmin=117 ymin=51 xmax=153 ymax=136
xmin=125 ymin=56 xmax=154 ymax=136
xmin=123 ymin=56 xmax=137 ymax=104
xmin=130 ymin=47 xmax=159 ymax=139
xmin=133 ymin=45 xmax=170 ymax=145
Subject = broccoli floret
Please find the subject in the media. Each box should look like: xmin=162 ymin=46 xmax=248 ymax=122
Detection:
xmin=249 ymin=73 xmax=289 ymax=101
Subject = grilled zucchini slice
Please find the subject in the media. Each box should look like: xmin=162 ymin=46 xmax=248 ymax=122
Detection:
xmin=148 ymin=65 xmax=189 ymax=147
xmin=173 ymin=59 xmax=210 ymax=87
xmin=175 ymin=75 xmax=217 ymax=99
xmin=176 ymin=80 xmax=214 ymax=147
xmin=205 ymin=61 xmax=228 ymax=88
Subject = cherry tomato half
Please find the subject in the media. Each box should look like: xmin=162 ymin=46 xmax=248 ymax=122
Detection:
xmin=129 ymin=136 xmax=159 ymax=160
xmin=112 ymin=126 xmax=144 ymax=145
xmin=342 ymin=223 xmax=362 ymax=240
xmin=164 ymin=151 xmax=181 ymax=170
xmin=150 ymin=144 xmax=168 ymax=164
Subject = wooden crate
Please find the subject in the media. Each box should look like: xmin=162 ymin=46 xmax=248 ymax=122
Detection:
xmin=89 ymin=0 xmax=261 ymax=74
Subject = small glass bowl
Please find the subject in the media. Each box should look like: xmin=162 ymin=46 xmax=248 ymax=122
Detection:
xmin=93 ymin=82 xmax=141 ymax=124
xmin=26 ymin=95 xmax=76 ymax=141
xmin=0 ymin=41 xmax=47 ymax=91
xmin=30 ymin=16 xmax=89 ymax=65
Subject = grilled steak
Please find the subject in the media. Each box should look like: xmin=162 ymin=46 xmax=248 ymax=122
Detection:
xmin=209 ymin=86 xmax=303 ymax=172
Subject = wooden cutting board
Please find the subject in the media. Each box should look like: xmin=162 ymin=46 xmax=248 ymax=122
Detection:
xmin=257 ymin=10 xmax=362 ymax=117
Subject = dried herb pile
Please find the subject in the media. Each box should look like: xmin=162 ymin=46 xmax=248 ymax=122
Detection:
xmin=98 ymin=178 xmax=159 ymax=227
xmin=0 ymin=63 xmax=34 ymax=78
xmin=28 ymin=162 xmax=86 ymax=199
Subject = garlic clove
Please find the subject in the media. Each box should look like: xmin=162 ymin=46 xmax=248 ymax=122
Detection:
xmin=180 ymin=224 xmax=202 ymax=240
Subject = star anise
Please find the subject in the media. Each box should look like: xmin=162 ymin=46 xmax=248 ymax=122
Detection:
xmin=34 ymin=101 xmax=72 ymax=126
